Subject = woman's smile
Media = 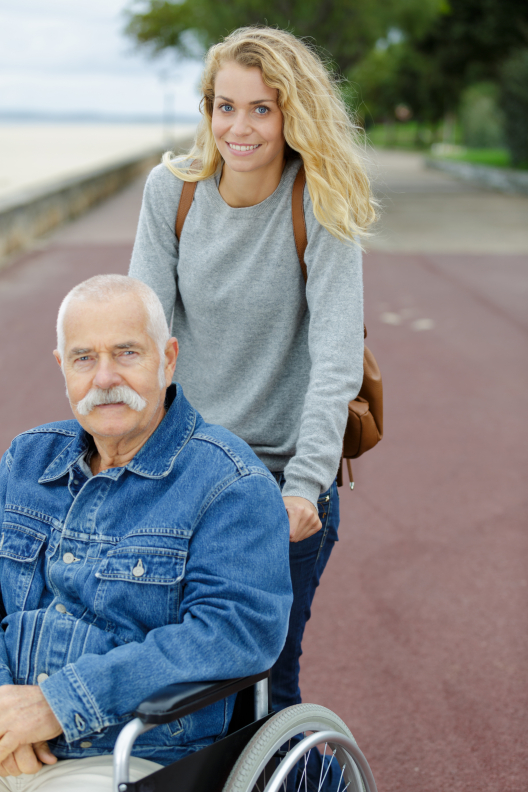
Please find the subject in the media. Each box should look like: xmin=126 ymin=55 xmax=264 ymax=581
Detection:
xmin=225 ymin=142 xmax=262 ymax=154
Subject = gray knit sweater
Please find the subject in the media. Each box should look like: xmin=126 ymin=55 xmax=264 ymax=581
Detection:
xmin=129 ymin=157 xmax=364 ymax=506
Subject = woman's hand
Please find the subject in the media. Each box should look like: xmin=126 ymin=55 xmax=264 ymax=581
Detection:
xmin=283 ymin=496 xmax=321 ymax=543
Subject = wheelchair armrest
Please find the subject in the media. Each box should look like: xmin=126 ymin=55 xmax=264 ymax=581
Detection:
xmin=134 ymin=670 xmax=269 ymax=725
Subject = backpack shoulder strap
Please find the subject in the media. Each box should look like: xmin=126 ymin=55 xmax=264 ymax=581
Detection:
xmin=292 ymin=164 xmax=308 ymax=283
xmin=292 ymin=163 xmax=367 ymax=340
xmin=175 ymin=179 xmax=197 ymax=241
xmin=175 ymin=160 xmax=202 ymax=240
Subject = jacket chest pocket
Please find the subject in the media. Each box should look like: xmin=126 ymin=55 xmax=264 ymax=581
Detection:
xmin=0 ymin=524 xmax=46 ymax=611
xmin=94 ymin=544 xmax=187 ymax=638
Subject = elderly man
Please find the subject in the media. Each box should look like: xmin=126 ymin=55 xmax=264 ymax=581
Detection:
xmin=0 ymin=274 xmax=292 ymax=791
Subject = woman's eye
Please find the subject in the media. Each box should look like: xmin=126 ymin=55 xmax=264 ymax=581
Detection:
xmin=255 ymin=106 xmax=269 ymax=115
xmin=220 ymin=104 xmax=233 ymax=112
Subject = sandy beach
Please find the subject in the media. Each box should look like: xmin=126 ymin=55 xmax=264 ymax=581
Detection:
xmin=0 ymin=122 xmax=196 ymax=202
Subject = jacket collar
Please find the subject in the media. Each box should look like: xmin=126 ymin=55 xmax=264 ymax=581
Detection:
xmin=39 ymin=384 xmax=196 ymax=483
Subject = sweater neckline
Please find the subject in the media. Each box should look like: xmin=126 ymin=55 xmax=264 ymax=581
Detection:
xmin=203 ymin=157 xmax=302 ymax=215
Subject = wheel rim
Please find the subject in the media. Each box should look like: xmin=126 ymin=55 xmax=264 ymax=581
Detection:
xmin=222 ymin=705 xmax=377 ymax=792
xmin=245 ymin=729 xmax=375 ymax=792
xmin=265 ymin=730 xmax=366 ymax=792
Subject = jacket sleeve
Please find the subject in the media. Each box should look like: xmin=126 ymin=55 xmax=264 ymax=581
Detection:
xmin=40 ymin=472 xmax=292 ymax=742
xmin=0 ymin=450 xmax=15 ymax=686
xmin=281 ymin=187 xmax=364 ymax=506
xmin=128 ymin=163 xmax=185 ymax=329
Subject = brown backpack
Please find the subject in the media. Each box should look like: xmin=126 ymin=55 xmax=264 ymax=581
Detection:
xmin=175 ymin=164 xmax=383 ymax=489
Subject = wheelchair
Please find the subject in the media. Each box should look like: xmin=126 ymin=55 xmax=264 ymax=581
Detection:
xmin=113 ymin=671 xmax=378 ymax=792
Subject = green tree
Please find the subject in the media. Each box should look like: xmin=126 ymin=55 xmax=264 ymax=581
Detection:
xmin=459 ymin=82 xmax=504 ymax=148
xmin=349 ymin=0 xmax=528 ymax=136
xmin=348 ymin=42 xmax=445 ymax=127
xmin=403 ymin=0 xmax=528 ymax=116
xmin=500 ymin=49 xmax=528 ymax=166
xmin=125 ymin=0 xmax=443 ymax=74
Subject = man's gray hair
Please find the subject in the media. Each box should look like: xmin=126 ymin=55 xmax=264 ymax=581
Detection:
xmin=56 ymin=275 xmax=170 ymax=359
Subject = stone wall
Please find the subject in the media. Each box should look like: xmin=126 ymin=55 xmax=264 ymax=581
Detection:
xmin=0 ymin=134 xmax=193 ymax=262
xmin=425 ymin=157 xmax=528 ymax=195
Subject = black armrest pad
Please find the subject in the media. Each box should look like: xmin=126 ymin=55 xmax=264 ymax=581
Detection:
xmin=134 ymin=670 xmax=269 ymax=724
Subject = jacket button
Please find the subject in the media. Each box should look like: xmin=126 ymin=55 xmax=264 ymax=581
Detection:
xmin=80 ymin=741 xmax=92 ymax=749
xmin=55 ymin=603 xmax=67 ymax=613
xmin=63 ymin=552 xmax=75 ymax=564
xmin=132 ymin=559 xmax=145 ymax=577
xmin=37 ymin=673 xmax=49 ymax=683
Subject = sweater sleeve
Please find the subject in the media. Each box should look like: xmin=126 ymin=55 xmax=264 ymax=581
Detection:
xmin=128 ymin=163 xmax=185 ymax=328
xmin=281 ymin=188 xmax=364 ymax=506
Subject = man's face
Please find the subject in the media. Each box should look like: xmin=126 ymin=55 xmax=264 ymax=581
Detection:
xmin=55 ymin=294 xmax=177 ymax=443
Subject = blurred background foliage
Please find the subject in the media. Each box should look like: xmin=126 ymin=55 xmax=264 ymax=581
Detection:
xmin=125 ymin=0 xmax=528 ymax=168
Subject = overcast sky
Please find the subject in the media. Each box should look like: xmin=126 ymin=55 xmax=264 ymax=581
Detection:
xmin=0 ymin=0 xmax=202 ymax=119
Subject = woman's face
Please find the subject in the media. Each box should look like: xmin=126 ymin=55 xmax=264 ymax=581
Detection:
xmin=212 ymin=62 xmax=285 ymax=174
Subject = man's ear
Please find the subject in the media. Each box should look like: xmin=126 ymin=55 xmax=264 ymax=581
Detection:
xmin=53 ymin=350 xmax=62 ymax=369
xmin=164 ymin=338 xmax=179 ymax=385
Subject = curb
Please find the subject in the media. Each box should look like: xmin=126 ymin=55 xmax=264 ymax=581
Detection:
xmin=425 ymin=157 xmax=528 ymax=196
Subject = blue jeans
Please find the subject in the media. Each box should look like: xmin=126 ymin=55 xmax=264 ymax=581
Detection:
xmin=271 ymin=475 xmax=340 ymax=711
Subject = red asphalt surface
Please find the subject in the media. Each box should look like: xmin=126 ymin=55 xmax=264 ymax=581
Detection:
xmin=0 ymin=188 xmax=527 ymax=791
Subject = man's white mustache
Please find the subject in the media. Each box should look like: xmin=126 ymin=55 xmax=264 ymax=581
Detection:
xmin=75 ymin=385 xmax=147 ymax=416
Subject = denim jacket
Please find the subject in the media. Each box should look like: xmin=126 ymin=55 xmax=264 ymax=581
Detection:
xmin=0 ymin=385 xmax=292 ymax=765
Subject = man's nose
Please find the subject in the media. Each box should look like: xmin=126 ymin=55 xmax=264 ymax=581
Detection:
xmin=92 ymin=358 xmax=122 ymax=390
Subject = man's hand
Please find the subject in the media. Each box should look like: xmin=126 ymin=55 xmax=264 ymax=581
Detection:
xmin=0 ymin=686 xmax=62 ymax=770
xmin=0 ymin=742 xmax=57 ymax=777
xmin=283 ymin=496 xmax=321 ymax=542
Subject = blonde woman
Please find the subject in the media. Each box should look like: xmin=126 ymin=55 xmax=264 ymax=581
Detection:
xmin=129 ymin=24 xmax=375 ymax=736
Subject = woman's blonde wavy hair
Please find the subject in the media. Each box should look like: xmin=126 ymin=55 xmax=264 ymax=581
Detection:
xmin=163 ymin=26 xmax=376 ymax=243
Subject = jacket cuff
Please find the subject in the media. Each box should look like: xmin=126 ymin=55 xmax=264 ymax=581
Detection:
xmin=0 ymin=666 xmax=14 ymax=687
xmin=281 ymin=477 xmax=321 ymax=508
xmin=40 ymin=665 xmax=106 ymax=743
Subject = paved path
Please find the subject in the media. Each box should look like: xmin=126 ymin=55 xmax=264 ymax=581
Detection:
xmin=302 ymin=152 xmax=528 ymax=792
xmin=367 ymin=149 xmax=528 ymax=253
xmin=0 ymin=152 xmax=527 ymax=791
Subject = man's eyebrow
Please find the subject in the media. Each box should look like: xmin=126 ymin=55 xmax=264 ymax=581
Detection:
xmin=69 ymin=347 xmax=92 ymax=357
xmin=114 ymin=341 xmax=144 ymax=349
xmin=67 ymin=341 xmax=145 ymax=357
xmin=216 ymin=95 xmax=275 ymax=105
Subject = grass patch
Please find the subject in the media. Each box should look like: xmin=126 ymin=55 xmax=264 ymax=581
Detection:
xmin=433 ymin=148 xmax=512 ymax=168
xmin=365 ymin=122 xmax=528 ymax=169
xmin=365 ymin=122 xmax=437 ymax=149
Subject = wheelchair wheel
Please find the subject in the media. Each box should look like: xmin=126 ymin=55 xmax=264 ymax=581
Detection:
xmin=222 ymin=704 xmax=377 ymax=792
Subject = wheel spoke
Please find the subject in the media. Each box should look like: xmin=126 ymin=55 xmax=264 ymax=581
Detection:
xmin=304 ymin=747 xmax=311 ymax=792
xmin=317 ymin=743 xmax=328 ymax=790
xmin=318 ymin=748 xmax=337 ymax=790
xmin=336 ymin=761 xmax=346 ymax=792
xmin=295 ymin=747 xmax=311 ymax=792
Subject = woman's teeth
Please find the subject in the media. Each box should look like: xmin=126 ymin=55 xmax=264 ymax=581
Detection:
xmin=227 ymin=143 xmax=260 ymax=151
